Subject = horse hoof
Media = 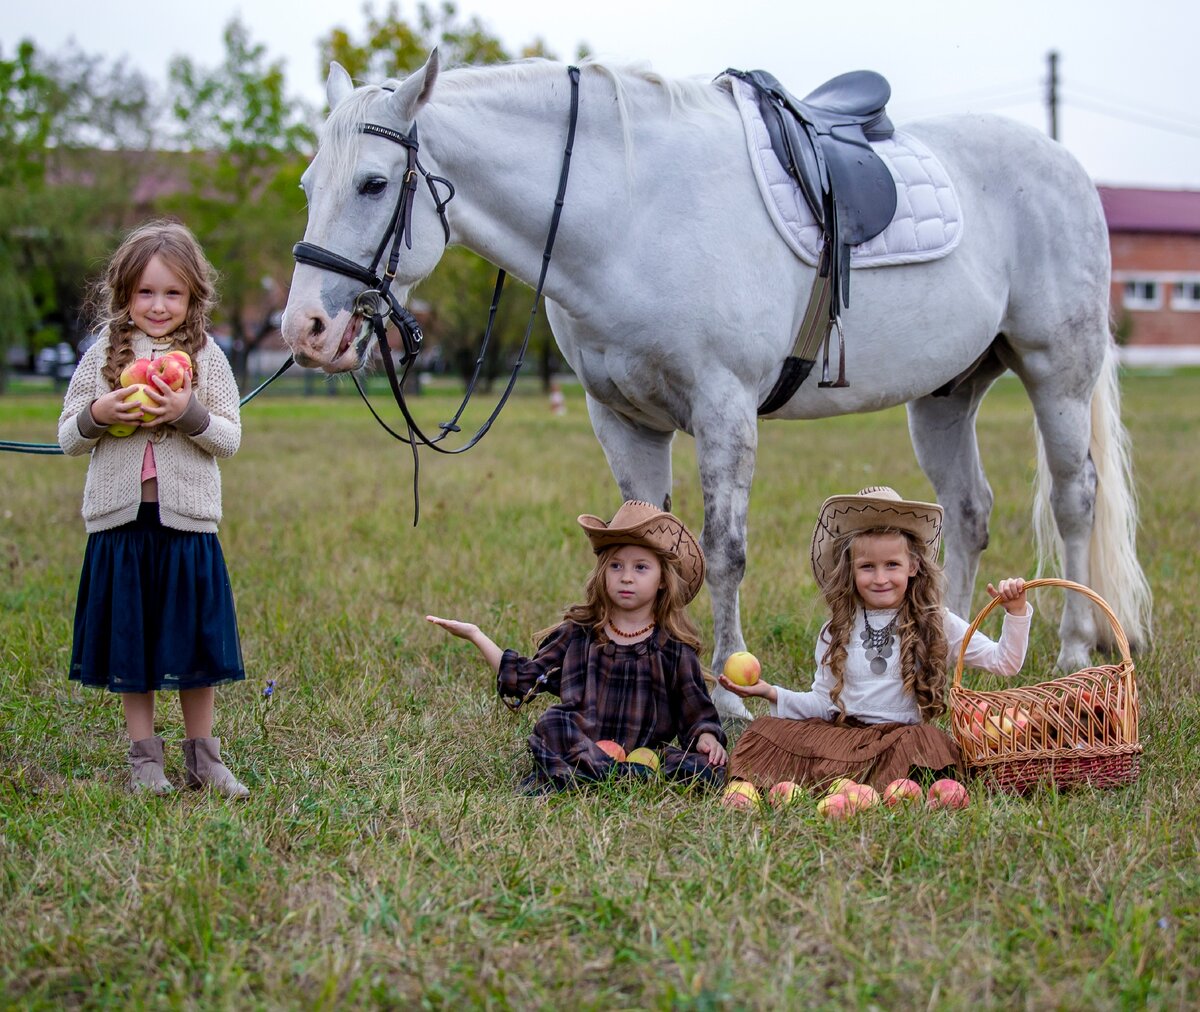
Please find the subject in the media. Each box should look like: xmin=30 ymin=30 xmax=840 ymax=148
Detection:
xmin=711 ymin=685 xmax=753 ymax=722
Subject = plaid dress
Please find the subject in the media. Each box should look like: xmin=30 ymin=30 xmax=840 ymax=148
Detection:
xmin=498 ymin=622 xmax=726 ymax=786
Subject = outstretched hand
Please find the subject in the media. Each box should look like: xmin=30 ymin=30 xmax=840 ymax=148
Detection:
xmin=717 ymin=674 xmax=779 ymax=705
xmin=425 ymin=614 xmax=503 ymax=673
xmin=986 ymin=577 xmax=1028 ymax=615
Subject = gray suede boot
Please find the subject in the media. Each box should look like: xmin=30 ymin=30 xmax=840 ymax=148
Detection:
xmin=128 ymin=736 xmax=174 ymax=795
xmin=182 ymin=736 xmax=249 ymax=799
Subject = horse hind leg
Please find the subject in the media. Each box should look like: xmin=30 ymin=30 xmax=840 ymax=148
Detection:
xmin=907 ymin=355 xmax=1007 ymax=620
xmin=1031 ymin=349 xmax=1152 ymax=661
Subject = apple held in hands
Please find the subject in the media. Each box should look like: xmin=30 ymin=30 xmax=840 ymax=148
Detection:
xmin=151 ymin=350 xmax=193 ymax=391
xmin=723 ymin=651 xmax=761 ymax=687
xmin=119 ymin=357 xmax=153 ymax=388
xmin=122 ymin=384 xmax=159 ymax=422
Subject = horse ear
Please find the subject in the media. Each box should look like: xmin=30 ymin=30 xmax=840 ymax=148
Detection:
xmin=386 ymin=48 xmax=440 ymax=123
xmin=326 ymin=62 xmax=354 ymax=109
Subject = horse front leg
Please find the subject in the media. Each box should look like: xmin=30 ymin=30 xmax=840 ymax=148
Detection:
xmin=585 ymin=394 xmax=675 ymax=506
xmin=692 ymin=397 xmax=759 ymax=722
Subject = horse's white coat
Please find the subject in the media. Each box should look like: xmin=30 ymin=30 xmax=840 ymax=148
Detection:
xmin=282 ymin=52 xmax=1151 ymax=718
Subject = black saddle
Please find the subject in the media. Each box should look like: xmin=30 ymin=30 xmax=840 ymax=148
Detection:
xmin=727 ymin=68 xmax=899 ymax=312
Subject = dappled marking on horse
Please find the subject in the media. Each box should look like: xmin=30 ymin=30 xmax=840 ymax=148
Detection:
xmin=280 ymin=51 xmax=1150 ymax=720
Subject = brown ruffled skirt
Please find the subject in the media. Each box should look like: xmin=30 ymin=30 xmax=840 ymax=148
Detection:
xmin=728 ymin=716 xmax=963 ymax=792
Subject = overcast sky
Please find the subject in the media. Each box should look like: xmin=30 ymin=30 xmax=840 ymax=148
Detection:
xmin=7 ymin=0 xmax=1199 ymax=188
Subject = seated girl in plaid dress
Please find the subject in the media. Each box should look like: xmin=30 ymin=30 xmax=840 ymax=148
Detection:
xmin=427 ymin=501 xmax=727 ymax=795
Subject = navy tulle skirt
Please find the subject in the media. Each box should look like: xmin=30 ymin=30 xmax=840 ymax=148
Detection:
xmin=70 ymin=503 xmax=245 ymax=692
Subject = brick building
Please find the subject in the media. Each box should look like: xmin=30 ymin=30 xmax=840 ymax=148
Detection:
xmin=1098 ymin=186 xmax=1200 ymax=348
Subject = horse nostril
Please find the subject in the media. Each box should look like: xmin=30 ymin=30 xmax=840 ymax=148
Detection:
xmin=309 ymin=317 xmax=325 ymax=337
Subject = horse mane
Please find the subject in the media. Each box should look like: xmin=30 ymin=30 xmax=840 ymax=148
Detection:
xmin=317 ymin=58 xmax=728 ymax=193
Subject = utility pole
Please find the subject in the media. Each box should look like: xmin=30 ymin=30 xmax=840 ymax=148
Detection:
xmin=1046 ymin=50 xmax=1059 ymax=140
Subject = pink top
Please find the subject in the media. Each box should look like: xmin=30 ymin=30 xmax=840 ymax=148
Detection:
xmin=141 ymin=440 xmax=157 ymax=482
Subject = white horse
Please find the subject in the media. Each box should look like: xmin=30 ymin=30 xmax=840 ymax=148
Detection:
xmin=281 ymin=51 xmax=1151 ymax=720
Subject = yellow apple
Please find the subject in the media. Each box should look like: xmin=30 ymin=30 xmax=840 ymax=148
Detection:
xmin=121 ymin=384 xmax=158 ymax=422
xmin=722 ymin=651 xmax=761 ymax=687
xmin=721 ymin=780 xmax=760 ymax=810
xmin=625 ymin=747 xmax=660 ymax=772
xmin=824 ymin=776 xmax=857 ymax=797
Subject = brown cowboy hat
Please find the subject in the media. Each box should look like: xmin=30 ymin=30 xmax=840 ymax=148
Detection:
xmin=577 ymin=500 xmax=706 ymax=603
xmin=810 ymin=485 xmax=943 ymax=592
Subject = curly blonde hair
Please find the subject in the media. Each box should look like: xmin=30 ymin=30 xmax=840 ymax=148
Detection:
xmin=89 ymin=220 xmax=217 ymax=389
xmin=538 ymin=543 xmax=702 ymax=653
xmin=820 ymin=528 xmax=949 ymax=722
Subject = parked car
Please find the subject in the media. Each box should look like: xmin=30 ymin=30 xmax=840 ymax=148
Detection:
xmin=35 ymin=342 xmax=76 ymax=380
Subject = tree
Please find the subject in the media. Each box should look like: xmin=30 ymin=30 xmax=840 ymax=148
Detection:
xmin=0 ymin=40 xmax=156 ymax=392
xmin=166 ymin=18 xmax=315 ymax=388
xmin=316 ymin=2 xmax=565 ymax=391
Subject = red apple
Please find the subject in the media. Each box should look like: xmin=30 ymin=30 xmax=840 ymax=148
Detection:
xmin=119 ymin=358 xmax=153 ymax=388
xmin=721 ymin=781 xmax=760 ymax=810
xmin=767 ymin=781 xmax=801 ymax=808
xmin=625 ymin=747 xmax=660 ymax=772
xmin=882 ymin=778 xmax=923 ymax=807
xmin=839 ymin=782 xmax=880 ymax=812
xmin=723 ymin=651 xmax=761 ymax=687
xmin=151 ymin=354 xmax=190 ymax=391
xmin=817 ymin=792 xmax=852 ymax=821
xmin=595 ymin=739 xmax=626 ymax=762
xmin=926 ymin=778 xmax=970 ymax=810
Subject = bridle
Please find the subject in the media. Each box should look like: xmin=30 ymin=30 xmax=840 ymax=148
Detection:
xmin=292 ymin=65 xmax=582 ymax=524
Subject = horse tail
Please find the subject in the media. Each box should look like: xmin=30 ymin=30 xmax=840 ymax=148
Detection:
xmin=1033 ymin=347 xmax=1152 ymax=650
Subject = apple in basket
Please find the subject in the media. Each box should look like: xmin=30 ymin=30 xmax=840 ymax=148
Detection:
xmin=595 ymin=739 xmax=626 ymax=762
xmin=723 ymin=651 xmax=761 ymax=687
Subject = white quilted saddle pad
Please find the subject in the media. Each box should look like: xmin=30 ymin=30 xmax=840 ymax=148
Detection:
xmin=729 ymin=75 xmax=963 ymax=268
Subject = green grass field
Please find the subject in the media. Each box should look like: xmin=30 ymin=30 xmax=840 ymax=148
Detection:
xmin=1 ymin=372 xmax=1197 ymax=1009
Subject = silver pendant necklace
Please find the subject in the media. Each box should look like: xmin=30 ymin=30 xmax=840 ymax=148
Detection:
xmin=860 ymin=610 xmax=897 ymax=675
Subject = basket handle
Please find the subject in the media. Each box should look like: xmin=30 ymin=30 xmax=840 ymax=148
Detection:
xmin=951 ymin=577 xmax=1131 ymax=689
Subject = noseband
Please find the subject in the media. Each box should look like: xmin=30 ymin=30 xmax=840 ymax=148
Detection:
xmin=291 ymin=65 xmax=581 ymax=524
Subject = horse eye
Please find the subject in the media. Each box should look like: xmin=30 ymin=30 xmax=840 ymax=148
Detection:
xmin=359 ymin=176 xmax=388 ymax=196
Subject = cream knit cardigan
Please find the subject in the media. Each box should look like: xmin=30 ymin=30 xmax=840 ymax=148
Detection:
xmin=57 ymin=331 xmax=242 ymax=533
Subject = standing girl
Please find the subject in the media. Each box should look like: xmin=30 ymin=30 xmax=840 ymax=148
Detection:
xmin=58 ymin=220 xmax=248 ymax=798
xmin=427 ymin=501 xmax=727 ymax=794
xmin=721 ymin=486 xmax=1031 ymax=793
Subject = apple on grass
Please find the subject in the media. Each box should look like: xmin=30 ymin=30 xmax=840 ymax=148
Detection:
xmin=625 ymin=747 xmax=659 ymax=772
xmin=595 ymin=739 xmax=626 ymax=762
xmin=882 ymin=778 xmax=924 ymax=807
xmin=721 ymin=781 xmax=760 ymax=810
xmin=722 ymin=651 xmax=761 ymax=687
xmin=824 ymin=776 xmax=857 ymax=797
xmin=926 ymin=778 xmax=970 ymax=810
xmin=767 ymin=781 xmax=801 ymax=808
xmin=839 ymin=782 xmax=880 ymax=812
xmin=817 ymin=793 xmax=852 ymax=821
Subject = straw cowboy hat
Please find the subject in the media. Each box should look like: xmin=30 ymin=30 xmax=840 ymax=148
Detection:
xmin=577 ymin=500 xmax=706 ymax=603
xmin=810 ymin=485 xmax=943 ymax=591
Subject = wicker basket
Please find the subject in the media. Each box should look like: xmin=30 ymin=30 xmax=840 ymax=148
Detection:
xmin=949 ymin=578 xmax=1141 ymax=794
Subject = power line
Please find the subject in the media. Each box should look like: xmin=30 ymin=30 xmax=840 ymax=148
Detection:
xmin=1063 ymin=93 xmax=1200 ymax=139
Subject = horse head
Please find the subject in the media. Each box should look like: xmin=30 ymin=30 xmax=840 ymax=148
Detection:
xmin=282 ymin=50 xmax=449 ymax=372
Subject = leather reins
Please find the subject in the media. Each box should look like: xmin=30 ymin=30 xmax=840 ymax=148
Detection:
xmin=292 ymin=65 xmax=582 ymax=525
